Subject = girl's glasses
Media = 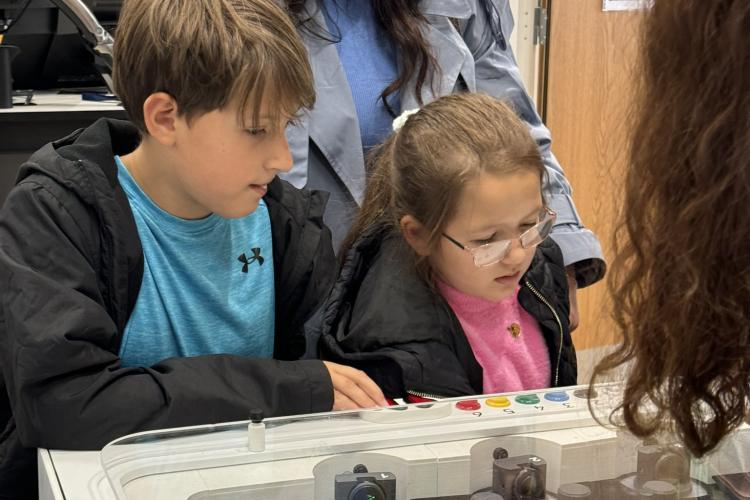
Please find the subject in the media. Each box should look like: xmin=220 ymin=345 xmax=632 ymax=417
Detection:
xmin=442 ymin=207 xmax=556 ymax=267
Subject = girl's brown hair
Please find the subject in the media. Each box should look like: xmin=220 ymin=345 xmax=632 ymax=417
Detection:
xmin=341 ymin=92 xmax=545 ymax=280
xmin=591 ymin=0 xmax=750 ymax=457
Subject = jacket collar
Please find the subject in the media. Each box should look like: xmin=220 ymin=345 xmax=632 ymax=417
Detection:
xmin=420 ymin=0 xmax=472 ymax=19
xmin=18 ymin=118 xmax=140 ymax=203
xmin=401 ymin=0 xmax=476 ymax=109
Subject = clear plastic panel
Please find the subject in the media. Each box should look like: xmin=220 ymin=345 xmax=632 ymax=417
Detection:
xmin=99 ymin=384 xmax=750 ymax=499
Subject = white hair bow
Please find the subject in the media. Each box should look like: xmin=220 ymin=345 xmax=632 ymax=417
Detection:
xmin=392 ymin=108 xmax=420 ymax=132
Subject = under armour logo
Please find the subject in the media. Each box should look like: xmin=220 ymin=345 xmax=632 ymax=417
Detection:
xmin=238 ymin=248 xmax=264 ymax=272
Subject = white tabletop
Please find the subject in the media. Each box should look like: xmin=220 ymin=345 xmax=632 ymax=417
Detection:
xmin=0 ymin=91 xmax=123 ymax=114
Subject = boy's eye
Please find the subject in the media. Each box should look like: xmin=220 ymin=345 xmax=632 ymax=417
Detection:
xmin=246 ymin=128 xmax=267 ymax=137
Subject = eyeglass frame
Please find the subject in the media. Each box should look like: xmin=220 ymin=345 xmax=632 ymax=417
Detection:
xmin=441 ymin=207 xmax=557 ymax=267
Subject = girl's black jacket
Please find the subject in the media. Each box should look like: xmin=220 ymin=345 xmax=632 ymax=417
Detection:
xmin=305 ymin=227 xmax=578 ymax=400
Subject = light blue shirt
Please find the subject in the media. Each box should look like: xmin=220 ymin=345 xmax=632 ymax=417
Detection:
xmin=323 ymin=0 xmax=400 ymax=151
xmin=116 ymin=157 xmax=275 ymax=367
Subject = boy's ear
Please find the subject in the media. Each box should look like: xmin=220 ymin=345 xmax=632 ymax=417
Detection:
xmin=143 ymin=92 xmax=180 ymax=146
xmin=400 ymin=215 xmax=431 ymax=256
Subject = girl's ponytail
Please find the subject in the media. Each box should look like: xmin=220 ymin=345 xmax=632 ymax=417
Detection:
xmin=339 ymin=134 xmax=399 ymax=257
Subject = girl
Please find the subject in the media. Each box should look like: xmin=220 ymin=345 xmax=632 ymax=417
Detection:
xmin=305 ymin=92 xmax=575 ymax=401
xmin=280 ymin=1 xmax=606 ymax=333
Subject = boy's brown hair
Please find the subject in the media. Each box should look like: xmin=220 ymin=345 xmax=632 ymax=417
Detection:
xmin=113 ymin=0 xmax=315 ymax=132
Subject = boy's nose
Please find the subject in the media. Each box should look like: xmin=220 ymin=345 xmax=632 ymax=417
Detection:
xmin=267 ymin=133 xmax=293 ymax=173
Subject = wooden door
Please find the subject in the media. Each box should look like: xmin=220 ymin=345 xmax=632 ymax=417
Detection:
xmin=544 ymin=1 xmax=643 ymax=354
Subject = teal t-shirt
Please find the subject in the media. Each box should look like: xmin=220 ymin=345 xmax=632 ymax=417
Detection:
xmin=116 ymin=156 xmax=275 ymax=367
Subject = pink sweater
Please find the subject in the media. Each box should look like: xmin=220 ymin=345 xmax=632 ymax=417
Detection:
xmin=437 ymin=281 xmax=551 ymax=394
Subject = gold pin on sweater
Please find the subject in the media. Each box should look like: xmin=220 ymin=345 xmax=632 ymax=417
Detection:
xmin=507 ymin=323 xmax=521 ymax=338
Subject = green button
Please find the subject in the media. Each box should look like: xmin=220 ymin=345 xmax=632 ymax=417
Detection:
xmin=515 ymin=394 xmax=540 ymax=405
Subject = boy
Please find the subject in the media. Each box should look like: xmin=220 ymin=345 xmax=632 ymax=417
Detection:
xmin=0 ymin=0 xmax=385 ymax=496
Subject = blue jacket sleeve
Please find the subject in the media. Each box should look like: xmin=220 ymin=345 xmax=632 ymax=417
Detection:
xmin=460 ymin=0 xmax=605 ymax=287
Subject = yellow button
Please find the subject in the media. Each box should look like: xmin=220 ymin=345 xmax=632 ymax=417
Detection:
xmin=486 ymin=397 xmax=511 ymax=408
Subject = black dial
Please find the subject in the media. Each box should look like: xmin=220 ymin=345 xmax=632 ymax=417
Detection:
xmin=349 ymin=480 xmax=387 ymax=500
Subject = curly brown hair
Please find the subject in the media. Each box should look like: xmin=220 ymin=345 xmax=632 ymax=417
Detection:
xmin=590 ymin=0 xmax=750 ymax=457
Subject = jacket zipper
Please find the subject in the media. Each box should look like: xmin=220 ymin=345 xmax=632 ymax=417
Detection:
xmin=406 ymin=389 xmax=447 ymax=400
xmin=523 ymin=278 xmax=564 ymax=387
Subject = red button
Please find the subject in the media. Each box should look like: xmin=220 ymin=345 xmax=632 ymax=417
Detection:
xmin=456 ymin=400 xmax=481 ymax=411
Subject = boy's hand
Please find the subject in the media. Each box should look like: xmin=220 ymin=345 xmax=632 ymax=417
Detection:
xmin=323 ymin=361 xmax=388 ymax=410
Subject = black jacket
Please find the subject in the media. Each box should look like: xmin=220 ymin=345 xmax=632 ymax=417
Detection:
xmin=0 ymin=119 xmax=336 ymax=498
xmin=305 ymin=227 xmax=577 ymax=400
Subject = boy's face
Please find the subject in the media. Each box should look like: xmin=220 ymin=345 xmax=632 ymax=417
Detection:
xmin=429 ymin=170 xmax=543 ymax=302
xmin=167 ymin=96 xmax=293 ymax=219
